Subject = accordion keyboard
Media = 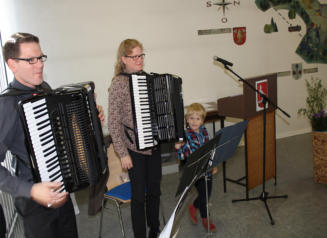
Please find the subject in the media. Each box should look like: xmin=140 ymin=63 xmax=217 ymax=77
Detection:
xmin=22 ymin=98 xmax=65 ymax=191
xmin=131 ymin=74 xmax=155 ymax=149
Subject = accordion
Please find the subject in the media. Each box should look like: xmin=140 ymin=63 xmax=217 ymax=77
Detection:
xmin=18 ymin=82 xmax=107 ymax=193
xmin=128 ymin=73 xmax=184 ymax=150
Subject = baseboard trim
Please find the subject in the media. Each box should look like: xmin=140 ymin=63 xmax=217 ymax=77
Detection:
xmin=276 ymin=128 xmax=311 ymax=139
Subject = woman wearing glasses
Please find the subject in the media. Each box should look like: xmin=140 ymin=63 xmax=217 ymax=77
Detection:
xmin=108 ymin=39 xmax=161 ymax=238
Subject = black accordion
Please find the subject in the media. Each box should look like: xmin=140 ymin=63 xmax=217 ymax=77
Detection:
xmin=18 ymin=82 xmax=107 ymax=193
xmin=128 ymin=73 xmax=184 ymax=150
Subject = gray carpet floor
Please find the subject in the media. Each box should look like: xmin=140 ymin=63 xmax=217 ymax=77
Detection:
xmin=75 ymin=133 xmax=327 ymax=238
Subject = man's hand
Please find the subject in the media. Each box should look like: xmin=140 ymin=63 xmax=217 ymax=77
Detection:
xmin=121 ymin=155 xmax=133 ymax=170
xmin=97 ymin=105 xmax=105 ymax=125
xmin=30 ymin=182 xmax=68 ymax=208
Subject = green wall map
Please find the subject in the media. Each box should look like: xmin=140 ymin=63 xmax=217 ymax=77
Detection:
xmin=256 ymin=0 xmax=327 ymax=64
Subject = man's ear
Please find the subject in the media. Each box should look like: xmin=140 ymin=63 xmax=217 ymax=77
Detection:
xmin=7 ymin=59 xmax=16 ymax=73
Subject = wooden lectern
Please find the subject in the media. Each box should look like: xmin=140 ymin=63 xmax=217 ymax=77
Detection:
xmin=218 ymin=73 xmax=277 ymax=190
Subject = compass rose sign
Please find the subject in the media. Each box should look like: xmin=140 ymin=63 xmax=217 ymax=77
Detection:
xmin=206 ymin=0 xmax=240 ymax=23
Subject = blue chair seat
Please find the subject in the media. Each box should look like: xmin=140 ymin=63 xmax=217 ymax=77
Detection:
xmin=105 ymin=182 xmax=131 ymax=202
xmin=99 ymin=181 xmax=166 ymax=238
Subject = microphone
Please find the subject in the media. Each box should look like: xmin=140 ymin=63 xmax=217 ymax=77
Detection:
xmin=213 ymin=56 xmax=233 ymax=67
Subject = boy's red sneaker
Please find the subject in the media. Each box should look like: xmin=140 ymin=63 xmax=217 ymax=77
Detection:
xmin=202 ymin=218 xmax=216 ymax=232
xmin=188 ymin=204 xmax=198 ymax=224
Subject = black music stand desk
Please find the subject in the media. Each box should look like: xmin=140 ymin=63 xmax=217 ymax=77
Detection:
xmin=210 ymin=120 xmax=248 ymax=168
xmin=160 ymin=121 xmax=248 ymax=238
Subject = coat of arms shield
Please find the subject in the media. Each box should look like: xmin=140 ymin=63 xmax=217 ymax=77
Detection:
xmin=233 ymin=27 xmax=246 ymax=45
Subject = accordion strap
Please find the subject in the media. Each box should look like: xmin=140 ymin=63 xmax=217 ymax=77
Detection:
xmin=0 ymin=82 xmax=51 ymax=97
xmin=123 ymin=125 xmax=134 ymax=145
xmin=118 ymin=71 xmax=147 ymax=77
xmin=0 ymin=87 xmax=34 ymax=97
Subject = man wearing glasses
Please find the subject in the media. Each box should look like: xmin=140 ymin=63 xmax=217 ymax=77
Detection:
xmin=0 ymin=33 xmax=79 ymax=238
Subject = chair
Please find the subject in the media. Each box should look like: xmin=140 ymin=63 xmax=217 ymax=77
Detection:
xmin=98 ymin=143 xmax=166 ymax=238
xmin=98 ymin=143 xmax=131 ymax=238
xmin=98 ymin=181 xmax=166 ymax=238
xmin=98 ymin=181 xmax=131 ymax=238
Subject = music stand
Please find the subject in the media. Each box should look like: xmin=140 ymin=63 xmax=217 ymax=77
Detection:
xmin=160 ymin=133 xmax=220 ymax=238
xmin=210 ymin=120 xmax=248 ymax=168
xmin=159 ymin=181 xmax=196 ymax=238
xmin=204 ymin=121 xmax=248 ymax=236
xmin=160 ymin=121 xmax=248 ymax=237
xmin=219 ymin=62 xmax=289 ymax=225
xmin=175 ymin=133 xmax=222 ymax=197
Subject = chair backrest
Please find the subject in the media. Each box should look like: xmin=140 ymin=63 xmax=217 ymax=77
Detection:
xmin=106 ymin=144 xmax=130 ymax=191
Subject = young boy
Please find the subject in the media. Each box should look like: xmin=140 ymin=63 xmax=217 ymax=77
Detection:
xmin=175 ymin=103 xmax=217 ymax=232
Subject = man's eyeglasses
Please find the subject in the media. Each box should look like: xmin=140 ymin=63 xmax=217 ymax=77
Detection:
xmin=12 ymin=55 xmax=47 ymax=64
xmin=124 ymin=54 xmax=145 ymax=61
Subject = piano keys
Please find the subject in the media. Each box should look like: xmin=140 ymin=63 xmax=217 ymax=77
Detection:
xmin=131 ymin=74 xmax=154 ymax=149
xmin=22 ymin=98 xmax=64 ymax=189
xmin=128 ymin=73 xmax=184 ymax=150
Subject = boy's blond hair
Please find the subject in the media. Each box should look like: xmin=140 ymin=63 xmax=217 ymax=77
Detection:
xmin=185 ymin=103 xmax=206 ymax=121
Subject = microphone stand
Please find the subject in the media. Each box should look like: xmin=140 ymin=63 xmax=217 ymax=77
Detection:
xmin=220 ymin=63 xmax=289 ymax=225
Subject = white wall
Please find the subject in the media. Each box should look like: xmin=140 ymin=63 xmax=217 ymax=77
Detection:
xmin=1 ymin=0 xmax=326 ymax=138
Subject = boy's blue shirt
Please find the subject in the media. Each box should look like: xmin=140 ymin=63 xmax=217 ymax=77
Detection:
xmin=176 ymin=125 xmax=209 ymax=161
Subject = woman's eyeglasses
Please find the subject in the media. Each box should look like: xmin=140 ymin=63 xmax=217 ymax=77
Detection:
xmin=124 ymin=54 xmax=145 ymax=61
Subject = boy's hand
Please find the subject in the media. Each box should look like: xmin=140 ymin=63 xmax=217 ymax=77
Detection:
xmin=212 ymin=166 xmax=218 ymax=175
xmin=174 ymin=142 xmax=185 ymax=150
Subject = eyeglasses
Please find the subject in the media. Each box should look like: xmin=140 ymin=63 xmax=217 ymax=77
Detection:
xmin=12 ymin=55 xmax=47 ymax=64
xmin=124 ymin=53 xmax=145 ymax=61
